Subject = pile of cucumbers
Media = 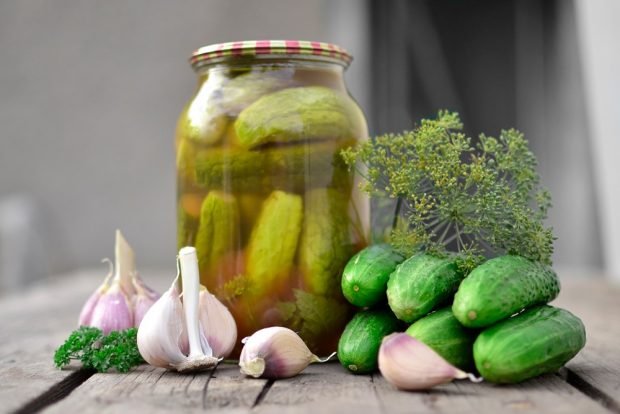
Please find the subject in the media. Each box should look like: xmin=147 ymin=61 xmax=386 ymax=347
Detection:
xmin=337 ymin=245 xmax=586 ymax=384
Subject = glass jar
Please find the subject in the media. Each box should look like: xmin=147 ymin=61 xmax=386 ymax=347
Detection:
xmin=175 ymin=40 xmax=369 ymax=356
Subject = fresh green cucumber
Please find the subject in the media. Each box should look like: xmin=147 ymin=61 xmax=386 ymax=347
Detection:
xmin=386 ymin=254 xmax=464 ymax=323
xmin=405 ymin=307 xmax=477 ymax=370
xmin=337 ymin=309 xmax=402 ymax=374
xmin=452 ymin=255 xmax=560 ymax=328
xmin=474 ymin=305 xmax=586 ymax=383
xmin=341 ymin=244 xmax=405 ymax=307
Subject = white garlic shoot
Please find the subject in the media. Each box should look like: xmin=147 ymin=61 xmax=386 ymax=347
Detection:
xmin=114 ymin=229 xmax=136 ymax=296
xmin=137 ymin=246 xmax=237 ymax=372
xmin=239 ymin=326 xmax=335 ymax=379
xmin=176 ymin=247 xmax=219 ymax=372
xmin=77 ymin=230 xmax=159 ymax=333
xmin=378 ymin=333 xmax=481 ymax=390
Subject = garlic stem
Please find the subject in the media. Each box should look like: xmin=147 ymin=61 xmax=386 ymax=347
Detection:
xmin=176 ymin=247 xmax=217 ymax=372
xmin=114 ymin=229 xmax=136 ymax=295
xmin=179 ymin=247 xmax=212 ymax=358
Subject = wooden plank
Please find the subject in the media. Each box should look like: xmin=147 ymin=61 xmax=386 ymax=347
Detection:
xmin=554 ymin=278 xmax=620 ymax=410
xmin=373 ymin=372 xmax=610 ymax=414
xmin=0 ymin=269 xmax=170 ymax=413
xmin=255 ymin=363 xmax=383 ymax=414
xmin=43 ymin=362 xmax=267 ymax=413
xmin=3 ymin=272 xmax=619 ymax=414
xmin=253 ymin=362 xmax=609 ymax=414
xmin=0 ymin=271 xmax=101 ymax=412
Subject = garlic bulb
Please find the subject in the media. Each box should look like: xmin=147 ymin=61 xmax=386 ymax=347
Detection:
xmin=239 ymin=326 xmax=335 ymax=379
xmin=78 ymin=230 xmax=160 ymax=333
xmin=137 ymin=246 xmax=237 ymax=372
xmin=378 ymin=333 xmax=481 ymax=390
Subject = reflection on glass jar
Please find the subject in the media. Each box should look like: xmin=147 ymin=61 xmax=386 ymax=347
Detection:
xmin=176 ymin=40 xmax=369 ymax=357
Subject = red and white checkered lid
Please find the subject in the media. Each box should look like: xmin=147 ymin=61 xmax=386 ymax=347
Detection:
xmin=190 ymin=40 xmax=353 ymax=68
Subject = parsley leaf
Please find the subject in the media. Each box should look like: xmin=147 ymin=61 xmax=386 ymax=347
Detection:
xmin=54 ymin=327 xmax=143 ymax=373
xmin=342 ymin=111 xmax=554 ymax=271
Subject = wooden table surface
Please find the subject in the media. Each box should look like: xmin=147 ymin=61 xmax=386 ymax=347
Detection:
xmin=1 ymin=270 xmax=619 ymax=414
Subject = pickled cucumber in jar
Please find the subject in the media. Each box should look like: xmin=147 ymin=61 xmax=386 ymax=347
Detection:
xmin=176 ymin=40 xmax=369 ymax=357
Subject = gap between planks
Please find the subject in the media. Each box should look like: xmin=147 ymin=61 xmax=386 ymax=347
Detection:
xmin=561 ymin=367 xmax=620 ymax=414
xmin=7 ymin=359 xmax=618 ymax=414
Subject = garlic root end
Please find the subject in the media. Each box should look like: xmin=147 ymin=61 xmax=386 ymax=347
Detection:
xmin=240 ymin=357 xmax=266 ymax=378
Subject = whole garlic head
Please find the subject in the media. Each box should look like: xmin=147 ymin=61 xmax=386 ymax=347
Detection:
xmin=137 ymin=247 xmax=237 ymax=372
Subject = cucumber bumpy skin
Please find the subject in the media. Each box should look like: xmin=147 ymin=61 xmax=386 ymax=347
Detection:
xmin=406 ymin=307 xmax=477 ymax=371
xmin=452 ymin=255 xmax=560 ymax=328
xmin=474 ymin=305 xmax=586 ymax=383
xmin=341 ymin=244 xmax=405 ymax=308
xmin=337 ymin=309 xmax=402 ymax=374
xmin=386 ymin=254 xmax=464 ymax=323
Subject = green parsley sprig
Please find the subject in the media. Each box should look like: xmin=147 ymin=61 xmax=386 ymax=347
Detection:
xmin=342 ymin=111 xmax=554 ymax=272
xmin=54 ymin=326 xmax=143 ymax=373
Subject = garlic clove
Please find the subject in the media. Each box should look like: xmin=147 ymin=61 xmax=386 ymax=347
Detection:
xmin=78 ymin=260 xmax=113 ymax=327
xmin=239 ymin=326 xmax=331 ymax=379
xmin=137 ymin=278 xmax=189 ymax=369
xmin=378 ymin=333 xmax=481 ymax=390
xmin=89 ymin=280 xmax=134 ymax=335
xmin=132 ymin=274 xmax=161 ymax=327
xmin=199 ymin=287 xmax=237 ymax=359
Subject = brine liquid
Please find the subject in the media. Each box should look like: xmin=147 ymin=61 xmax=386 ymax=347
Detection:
xmin=176 ymin=64 xmax=369 ymax=357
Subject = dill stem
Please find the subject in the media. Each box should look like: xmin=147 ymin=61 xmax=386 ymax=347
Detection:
xmin=392 ymin=197 xmax=403 ymax=230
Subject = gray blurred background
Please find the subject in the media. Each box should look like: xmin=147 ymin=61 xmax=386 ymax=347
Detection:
xmin=0 ymin=0 xmax=618 ymax=293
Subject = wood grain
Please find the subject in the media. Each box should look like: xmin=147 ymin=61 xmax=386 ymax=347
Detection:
xmin=373 ymin=372 xmax=611 ymax=414
xmin=0 ymin=269 xmax=171 ymax=413
xmin=554 ymin=278 xmax=620 ymax=410
xmin=2 ymin=272 xmax=619 ymax=414
xmin=42 ymin=363 xmax=268 ymax=413
xmin=0 ymin=271 xmax=99 ymax=413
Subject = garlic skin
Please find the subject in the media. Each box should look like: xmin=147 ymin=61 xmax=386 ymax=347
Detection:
xmin=78 ymin=267 xmax=112 ymax=327
xmin=132 ymin=274 xmax=161 ymax=327
xmin=137 ymin=278 xmax=189 ymax=369
xmin=239 ymin=327 xmax=333 ymax=379
xmin=89 ymin=280 xmax=133 ymax=335
xmin=378 ymin=333 xmax=481 ymax=390
xmin=199 ymin=288 xmax=237 ymax=359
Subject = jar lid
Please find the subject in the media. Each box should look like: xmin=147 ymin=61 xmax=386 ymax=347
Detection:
xmin=190 ymin=40 xmax=353 ymax=69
